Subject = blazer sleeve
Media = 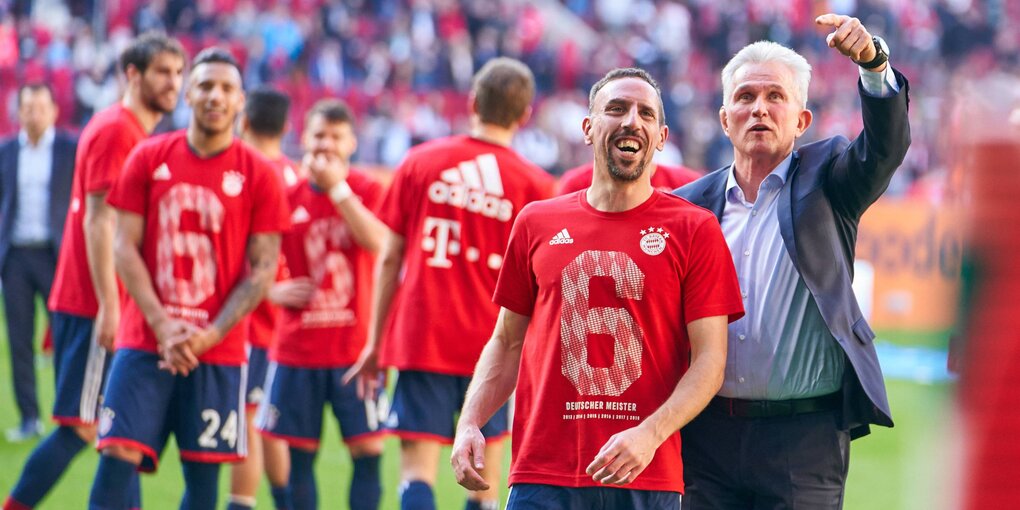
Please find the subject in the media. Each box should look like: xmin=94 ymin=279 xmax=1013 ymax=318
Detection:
xmin=824 ymin=69 xmax=911 ymax=220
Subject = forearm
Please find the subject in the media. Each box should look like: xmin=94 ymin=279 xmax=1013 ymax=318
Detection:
xmin=639 ymin=348 xmax=725 ymax=444
xmin=84 ymin=194 xmax=119 ymax=308
xmin=114 ymin=235 xmax=168 ymax=329
xmin=332 ymin=194 xmax=388 ymax=254
xmin=210 ymin=234 xmax=281 ymax=339
xmin=364 ymin=232 xmax=404 ymax=353
xmin=458 ymin=329 xmax=523 ymax=429
xmin=641 ymin=315 xmax=727 ymax=443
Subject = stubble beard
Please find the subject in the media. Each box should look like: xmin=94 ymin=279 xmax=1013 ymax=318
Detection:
xmin=605 ymin=144 xmax=646 ymax=182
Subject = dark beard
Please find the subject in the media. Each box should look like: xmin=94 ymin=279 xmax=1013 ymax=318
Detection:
xmin=141 ymin=90 xmax=174 ymax=114
xmin=605 ymin=144 xmax=646 ymax=182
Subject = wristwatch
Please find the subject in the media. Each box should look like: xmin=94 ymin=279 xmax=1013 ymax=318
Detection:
xmin=857 ymin=36 xmax=889 ymax=70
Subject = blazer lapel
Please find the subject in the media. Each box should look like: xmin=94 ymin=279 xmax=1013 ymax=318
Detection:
xmin=777 ymin=151 xmax=801 ymax=271
xmin=701 ymin=170 xmax=728 ymax=223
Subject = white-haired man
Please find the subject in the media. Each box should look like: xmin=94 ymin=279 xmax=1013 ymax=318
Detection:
xmin=674 ymin=14 xmax=910 ymax=508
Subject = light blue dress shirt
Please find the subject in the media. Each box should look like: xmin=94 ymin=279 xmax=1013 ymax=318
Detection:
xmin=12 ymin=128 xmax=54 ymax=245
xmin=718 ymin=65 xmax=900 ymax=400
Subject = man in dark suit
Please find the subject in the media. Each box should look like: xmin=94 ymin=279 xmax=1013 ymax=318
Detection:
xmin=675 ymin=13 xmax=909 ymax=509
xmin=0 ymin=83 xmax=76 ymax=441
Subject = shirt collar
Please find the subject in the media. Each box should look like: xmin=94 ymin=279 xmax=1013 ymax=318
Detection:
xmin=725 ymin=153 xmax=794 ymax=202
xmin=18 ymin=127 xmax=56 ymax=149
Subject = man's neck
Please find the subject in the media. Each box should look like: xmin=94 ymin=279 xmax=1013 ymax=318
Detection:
xmin=23 ymin=128 xmax=48 ymax=146
xmin=586 ymin=168 xmax=654 ymax=213
xmin=187 ymin=125 xmax=233 ymax=158
xmin=731 ymin=150 xmax=790 ymax=203
xmin=122 ymin=94 xmax=163 ymax=134
xmin=241 ymin=133 xmax=283 ymax=160
xmin=469 ymin=121 xmax=515 ymax=148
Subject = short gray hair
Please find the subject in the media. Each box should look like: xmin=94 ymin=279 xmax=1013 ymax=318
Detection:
xmin=721 ymin=41 xmax=812 ymax=108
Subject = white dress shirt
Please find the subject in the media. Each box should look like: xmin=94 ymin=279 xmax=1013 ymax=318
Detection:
xmin=12 ymin=128 xmax=54 ymax=245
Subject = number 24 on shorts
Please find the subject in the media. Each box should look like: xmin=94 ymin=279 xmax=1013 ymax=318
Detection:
xmin=198 ymin=409 xmax=238 ymax=449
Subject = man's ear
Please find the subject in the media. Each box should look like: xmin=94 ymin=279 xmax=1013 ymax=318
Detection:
xmin=797 ymin=108 xmax=813 ymax=137
xmin=719 ymin=106 xmax=729 ymax=135
xmin=582 ymin=116 xmax=593 ymax=146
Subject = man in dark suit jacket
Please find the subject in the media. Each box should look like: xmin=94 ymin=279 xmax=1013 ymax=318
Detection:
xmin=0 ymin=84 xmax=76 ymax=441
xmin=674 ymin=14 xmax=909 ymax=509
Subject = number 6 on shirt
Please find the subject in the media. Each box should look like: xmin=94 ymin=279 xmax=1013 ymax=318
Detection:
xmin=559 ymin=250 xmax=645 ymax=397
xmin=155 ymin=184 xmax=225 ymax=306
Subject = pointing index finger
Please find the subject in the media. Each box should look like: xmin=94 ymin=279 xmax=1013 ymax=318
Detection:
xmin=815 ymin=13 xmax=848 ymax=28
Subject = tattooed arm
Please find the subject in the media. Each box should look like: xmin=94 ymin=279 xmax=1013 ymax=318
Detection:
xmin=114 ymin=210 xmax=200 ymax=375
xmin=187 ymin=232 xmax=282 ymax=357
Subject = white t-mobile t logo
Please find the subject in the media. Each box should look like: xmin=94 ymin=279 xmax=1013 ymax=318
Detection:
xmin=422 ymin=217 xmax=462 ymax=268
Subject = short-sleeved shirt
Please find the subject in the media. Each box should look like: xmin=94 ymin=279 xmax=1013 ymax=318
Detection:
xmin=271 ymin=170 xmax=383 ymax=368
xmin=49 ymin=104 xmax=147 ymax=317
xmin=247 ymin=156 xmax=298 ymax=350
xmin=377 ymin=135 xmax=553 ymax=376
xmin=107 ymin=131 xmax=290 ymax=366
xmin=557 ymin=163 xmax=702 ymax=195
xmin=493 ymin=190 xmax=744 ymax=493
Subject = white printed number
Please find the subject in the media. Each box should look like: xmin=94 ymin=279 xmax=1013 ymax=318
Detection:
xmin=304 ymin=217 xmax=355 ymax=309
xmin=559 ymin=250 xmax=645 ymax=397
xmin=198 ymin=409 xmax=238 ymax=449
xmin=155 ymin=184 xmax=225 ymax=306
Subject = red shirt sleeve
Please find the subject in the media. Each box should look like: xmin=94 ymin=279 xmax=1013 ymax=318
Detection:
xmin=250 ymin=158 xmax=291 ymax=234
xmin=376 ymin=160 xmax=416 ymax=235
xmin=83 ymin=129 xmax=140 ymax=193
xmin=493 ymin=206 xmax=537 ymax=316
xmin=682 ymin=217 xmax=745 ymax=324
xmin=106 ymin=145 xmax=151 ymax=216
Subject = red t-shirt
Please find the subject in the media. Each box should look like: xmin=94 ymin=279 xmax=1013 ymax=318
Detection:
xmin=49 ymin=104 xmax=147 ymax=317
xmin=557 ymin=163 xmax=702 ymax=195
xmin=271 ymin=170 xmax=383 ymax=367
xmin=494 ymin=190 xmax=744 ymax=492
xmin=107 ymin=131 xmax=290 ymax=366
xmin=377 ymin=135 xmax=554 ymax=375
xmin=247 ymin=156 xmax=298 ymax=350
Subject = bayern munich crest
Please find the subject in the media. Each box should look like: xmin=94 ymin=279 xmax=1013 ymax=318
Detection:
xmin=222 ymin=170 xmax=245 ymax=197
xmin=639 ymin=226 xmax=670 ymax=256
xmin=98 ymin=407 xmax=115 ymax=436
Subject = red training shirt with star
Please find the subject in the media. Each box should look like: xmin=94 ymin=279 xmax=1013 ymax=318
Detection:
xmin=557 ymin=162 xmax=702 ymax=195
xmin=494 ymin=190 xmax=744 ymax=492
xmin=107 ymin=131 xmax=291 ymax=366
xmin=49 ymin=104 xmax=147 ymax=318
xmin=247 ymin=156 xmax=298 ymax=350
xmin=377 ymin=135 xmax=554 ymax=376
xmin=271 ymin=170 xmax=383 ymax=368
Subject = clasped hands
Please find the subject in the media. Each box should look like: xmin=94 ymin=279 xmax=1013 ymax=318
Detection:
xmin=154 ymin=318 xmax=221 ymax=376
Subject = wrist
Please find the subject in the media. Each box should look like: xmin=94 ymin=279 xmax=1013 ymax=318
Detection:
xmin=328 ymin=180 xmax=353 ymax=204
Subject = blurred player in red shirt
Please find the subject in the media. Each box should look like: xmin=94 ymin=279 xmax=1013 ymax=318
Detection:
xmin=256 ymin=98 xmax=388 ymax=510
xmin=345 ymin=57 xmax=554 ymax=510
xmin=451 ymin=68 xmax=742 ymax=509
xmin=88 ymin=48 xmax=290 ymax=510
xmin=229 ymin=86 xmax=298 ymax=510
xmin=4 ymin=33 xmax=185 ymax=510
xmin=557 ymin=161 xmax=701 ymax=195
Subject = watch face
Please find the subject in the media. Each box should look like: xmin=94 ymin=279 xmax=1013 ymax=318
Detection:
xmin=875 ymin=36 xmax=889 ymax=56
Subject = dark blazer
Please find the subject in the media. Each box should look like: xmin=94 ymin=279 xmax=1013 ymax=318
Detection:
xmin=0 ymin=130 xmax=77 ymax=268
xmin=675 ymin=70 xmax=910 ymax=439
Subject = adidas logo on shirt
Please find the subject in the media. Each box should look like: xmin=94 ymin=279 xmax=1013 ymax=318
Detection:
xmin=427 ymin=154 xmax=514 ymax=222
xmin=291 ymin=205 xmax=311 ymax=224
xmin=153 ymin=163 xmax=171 ymax=181
xmin=549 ymin=228 xmax=574 ymax=245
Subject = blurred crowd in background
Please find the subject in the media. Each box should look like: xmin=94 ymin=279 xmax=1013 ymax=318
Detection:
xmin=0 ymin=0 xmax=1016 ymax=199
